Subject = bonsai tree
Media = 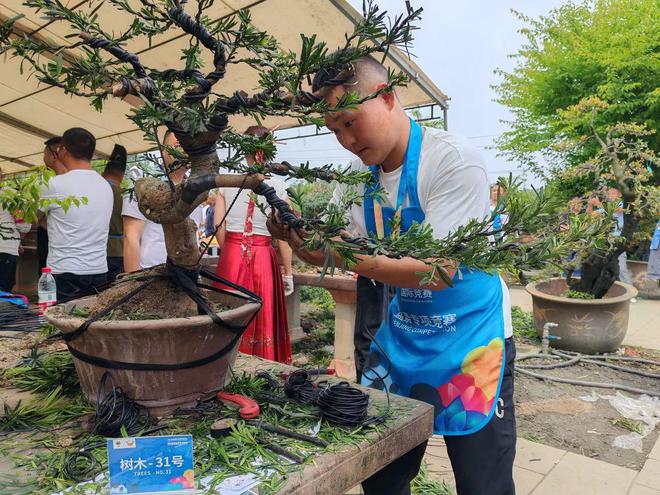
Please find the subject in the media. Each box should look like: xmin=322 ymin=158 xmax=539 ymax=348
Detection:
xmin=555 ymin=98 xmax=658 ymax=297
xmin=1 ymin=0 xmax=604 ymax=316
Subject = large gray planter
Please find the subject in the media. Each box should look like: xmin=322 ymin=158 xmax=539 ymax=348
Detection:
xmin=525 ymin=278 xmax=637 ymax=354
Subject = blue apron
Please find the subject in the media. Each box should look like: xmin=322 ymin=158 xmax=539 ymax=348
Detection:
xmin=361 ymin=120 xmax=506 ymax=436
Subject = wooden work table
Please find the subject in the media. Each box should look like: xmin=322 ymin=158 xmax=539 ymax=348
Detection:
xmin=233 ymin=354 xmax=434 ymax=495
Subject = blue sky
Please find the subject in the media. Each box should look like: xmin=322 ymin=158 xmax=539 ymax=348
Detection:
xmin=275 ymin=0 xmax=565 ymax=184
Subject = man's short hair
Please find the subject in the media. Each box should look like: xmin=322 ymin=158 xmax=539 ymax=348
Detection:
xmin=62 ymin=128 xmax=96 ymax=161
xmin=103 ymin=144 xmax=127 ymax=175
xmin=312 ymin=53 xmax=388 ymax=97
xmin=44 ymin=136 xmax=62 ymax=151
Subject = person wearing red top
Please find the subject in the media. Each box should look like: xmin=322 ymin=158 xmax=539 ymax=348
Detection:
xmin=213 ymin=126 xmax=293 ymax=364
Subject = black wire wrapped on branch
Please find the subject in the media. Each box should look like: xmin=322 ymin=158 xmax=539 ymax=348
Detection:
xmin=254 ymin=181 xmax=305 ymax=229
xmin=157 ymin=67 xmax=213 ymax=102
xmin=168 ymin=5 xmax=227 ymax=99
xmin=215 ymin=90 xmax=268 ymax=113
xmin=82 ymin=35 xmax=147 ymax=79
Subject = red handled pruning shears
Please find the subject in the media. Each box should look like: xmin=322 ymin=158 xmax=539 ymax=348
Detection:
xmin=216 ymin=391 xmax=260 ymax=419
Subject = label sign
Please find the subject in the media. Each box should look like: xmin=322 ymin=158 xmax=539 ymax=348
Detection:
xmin=107 ymin=435 xmax=195 ymax=494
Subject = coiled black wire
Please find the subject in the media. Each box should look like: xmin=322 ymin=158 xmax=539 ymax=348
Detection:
xmin=256 ymin=370 xmax=283 ymax=390
xmin=92 ymin=372 xmax=151 ymax=436
xmin=319 ymin=326 xmax=392 ymax=427
xmin=317 ymin=382 xmax=369 ymax=427
xmin=284 ymin=369 xmax=322 ymax=405
xmin=63 ymin=450 xmax=100 ymax=482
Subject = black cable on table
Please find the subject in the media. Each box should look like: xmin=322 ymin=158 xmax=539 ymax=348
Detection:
xmin=63 ymin=450 xmax=99 ymax=482
xmin=284 ymin=369 xmax=322 ymax=405
xmin=317 ymin=382 xmax=369 ymax=427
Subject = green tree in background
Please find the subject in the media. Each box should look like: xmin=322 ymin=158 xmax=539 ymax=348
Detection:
xmin=494 ymin=0 xmax=659 ymax=175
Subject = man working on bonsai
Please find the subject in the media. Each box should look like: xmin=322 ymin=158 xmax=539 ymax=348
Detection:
xmin=269 ymin=56 xmax=516 ymax=495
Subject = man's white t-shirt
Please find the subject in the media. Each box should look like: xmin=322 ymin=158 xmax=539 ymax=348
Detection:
xmin=122 ymin=197 xmax=204 ymax=269
xmin=331 ymin=126 xmax=513 ymax=338
xmin=40 ymin=169 xmax=112 ymax=275
xmin=219 ymin=176 xmax=288 ymax=236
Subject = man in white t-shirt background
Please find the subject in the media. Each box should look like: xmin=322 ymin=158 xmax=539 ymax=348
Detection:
xmin=39 ymin=128 xmax=113 ymax=302
xmin=122 ymin=131 xmax=204 ymax=271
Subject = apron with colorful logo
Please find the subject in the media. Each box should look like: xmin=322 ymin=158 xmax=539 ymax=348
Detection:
xmin=361 ymin=119 xmax=506 ymax=435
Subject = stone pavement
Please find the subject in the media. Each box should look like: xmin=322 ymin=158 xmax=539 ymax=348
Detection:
xmin=346 ymin=435 xmax=660 ymax=494
xmin=422 ymin=435 xmax=660 ymax=495
xmin=509 ymin=286 xmax=660 ymax=351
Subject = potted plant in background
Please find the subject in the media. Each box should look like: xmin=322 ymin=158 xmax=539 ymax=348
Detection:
xmin=525 ymin=98 xmax=657 ymax=353
xmin=494 ymin=0 xmax=659 ymax=352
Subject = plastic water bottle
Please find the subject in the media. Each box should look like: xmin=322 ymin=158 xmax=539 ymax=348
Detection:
xmin=38 ymin=267 xmax=57 ymax=315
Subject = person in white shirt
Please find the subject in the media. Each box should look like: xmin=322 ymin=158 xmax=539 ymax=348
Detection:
xmin=270 ymin=55 xmax=515 ymax=495
xmin=0 ymin=177 xmax=32 ymax=292
xmin=39 ymin=128 xmax=113 ymax=302
xmin=122 ymin=131 xmax=203 ymax=271
xmin=38 ymin=137 xmax=68 ymax=273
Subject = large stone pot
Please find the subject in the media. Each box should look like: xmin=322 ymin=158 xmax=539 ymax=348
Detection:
xmin=627 ymin=260 xmax=660 ymax=299
xmin=525 ymin=278 xmax=637 ymax=353
xmin=45 ymin=292 xmax=261 ymax=417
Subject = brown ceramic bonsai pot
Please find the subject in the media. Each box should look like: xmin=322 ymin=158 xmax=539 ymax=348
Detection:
xmin=525 ymin=278 xmax=637 ymax=354
xmin=45 ymin=292 xmax=261 ymax=417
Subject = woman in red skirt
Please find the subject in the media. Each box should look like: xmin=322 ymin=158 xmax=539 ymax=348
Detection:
xmin=213 ymin=126 xmax=293 ymax=364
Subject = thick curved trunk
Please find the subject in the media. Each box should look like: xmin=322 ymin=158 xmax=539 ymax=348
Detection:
xmin=569 ymin=251 xmax=621 ymax=298
xmin=133 ymin=149 xmax=267 ymax=267
xmin=569 ymin=203 xmax=641 ymax=298
xmin=163 ymin=218 xmax=200 ymax=267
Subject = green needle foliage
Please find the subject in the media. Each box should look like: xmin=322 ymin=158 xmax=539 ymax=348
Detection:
xmin=0 ymin=387 xmax=92 ymax=432
xmin=412 ymin=464 xmax=454 ymax=495
xmin=3 ymin=349 xmax=79 ymax=396
xmin=0 ymin=365 xmax=401 ymax=494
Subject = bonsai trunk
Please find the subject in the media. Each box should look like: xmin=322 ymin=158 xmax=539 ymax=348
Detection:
xmin=130 ymin=147 xmax=213 ymax=263
xmin=569 ymin=250 xmax=621 ymax=298
xmin=569 ymin=203 xmax=640 ymax=299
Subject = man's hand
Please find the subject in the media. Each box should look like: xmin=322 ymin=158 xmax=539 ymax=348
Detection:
xmin=267 ymin=211 xmax=326 ymax=266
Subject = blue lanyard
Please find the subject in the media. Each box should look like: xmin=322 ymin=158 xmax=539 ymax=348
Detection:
xmin=370 ymin=119 xmax=422 ymax=208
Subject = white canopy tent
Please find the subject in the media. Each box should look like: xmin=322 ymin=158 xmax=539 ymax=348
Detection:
xmin=0 ymin=0 xmax=448 ymax=174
